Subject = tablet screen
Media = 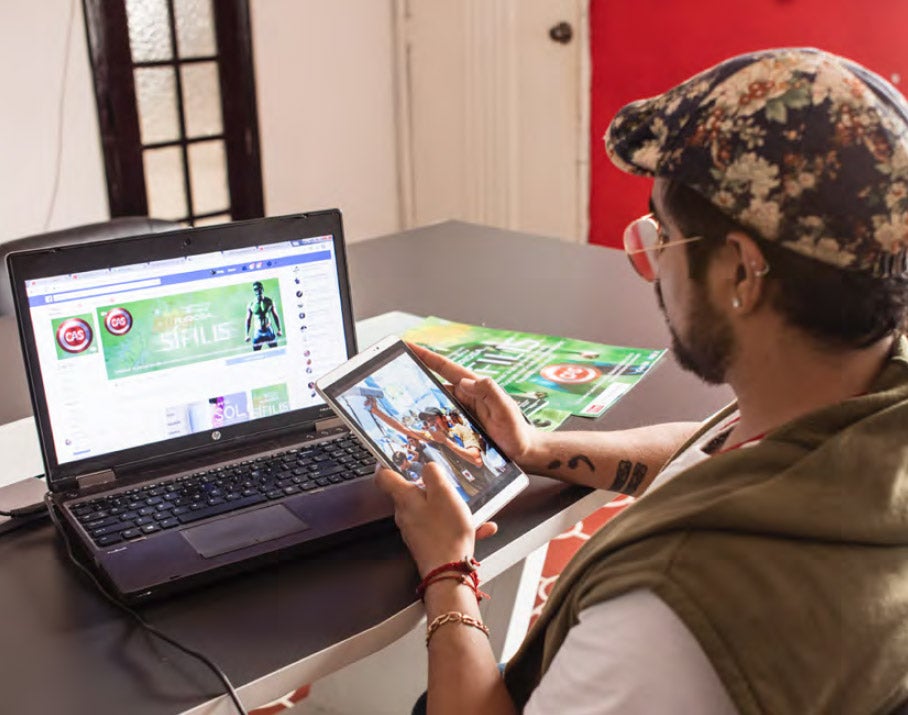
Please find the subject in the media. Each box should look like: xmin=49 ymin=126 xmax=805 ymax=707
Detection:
xmin=318 ymin=339 xmax=527 ymax=517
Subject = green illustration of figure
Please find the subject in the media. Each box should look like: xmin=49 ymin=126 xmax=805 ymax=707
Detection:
xmin=244 ymin=281 xmax=282 ymax=350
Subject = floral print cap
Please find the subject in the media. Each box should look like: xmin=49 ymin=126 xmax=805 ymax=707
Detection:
xmin=606 ymin=47 xmax=908 ymax=277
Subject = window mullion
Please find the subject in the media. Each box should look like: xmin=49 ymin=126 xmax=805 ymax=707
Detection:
xmin=164 ymin=0 xmax=195 ymax=222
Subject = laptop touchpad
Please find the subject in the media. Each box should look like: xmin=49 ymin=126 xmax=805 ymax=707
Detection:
xmin=182 ymin=505 xmax=310 ymax=558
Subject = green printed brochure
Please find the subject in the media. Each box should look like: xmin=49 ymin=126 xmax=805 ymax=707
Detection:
xmin=403 ymin=317 xmax=665 ymax=431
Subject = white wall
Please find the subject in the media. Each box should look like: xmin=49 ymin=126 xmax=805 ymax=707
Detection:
xmin=0 ymin=1 xmax=400 ymax=244
xmin=250 ymin=0 xmax=401 ymax=242
xmin=0 ymin=0 xmax=109 ymax=244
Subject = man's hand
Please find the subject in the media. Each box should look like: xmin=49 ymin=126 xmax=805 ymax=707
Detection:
xmin=424 ymin=420 xmax=449 ymax=444
xmin=409 ymin=343 xmax=537 ymax=464
xmin=375 ymin=462 xmax=497 ymax=577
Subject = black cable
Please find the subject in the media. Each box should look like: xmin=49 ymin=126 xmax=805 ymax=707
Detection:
xmin=43 ymin=0 xmax=78 ymax=231
xmin=46 ymin=503 xmax=248 ymax=715
xmin=0 ymin=503 xmax=48 ymax=518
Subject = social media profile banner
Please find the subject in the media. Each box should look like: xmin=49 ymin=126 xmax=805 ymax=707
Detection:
xmin=92 ymin=278 xmax=286 ymax=379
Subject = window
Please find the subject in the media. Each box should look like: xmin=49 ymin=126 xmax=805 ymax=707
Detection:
xmin=83 ymin=0 xmax=264 ymax=225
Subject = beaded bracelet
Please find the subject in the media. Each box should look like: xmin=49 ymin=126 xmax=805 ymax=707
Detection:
xmin=425 ymin=611 xmax=490 ymax=646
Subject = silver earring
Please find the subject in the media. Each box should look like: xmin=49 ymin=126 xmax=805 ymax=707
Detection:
xmin=732 ymin=296 xmax=741 ymax=309
xmin=752 ymin=263 xmax=770 ymax=278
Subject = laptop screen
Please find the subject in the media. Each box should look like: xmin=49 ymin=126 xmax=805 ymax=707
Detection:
xmin=21 ymin=230 xmax=348 ymax=466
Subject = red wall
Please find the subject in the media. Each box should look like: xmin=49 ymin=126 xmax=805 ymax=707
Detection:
xmin=589 ymin=0 xmax=908 ymax=248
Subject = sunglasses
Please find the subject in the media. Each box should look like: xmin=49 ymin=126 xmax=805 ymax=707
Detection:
xmin=623 ymin=213 xmax=704 ymax=282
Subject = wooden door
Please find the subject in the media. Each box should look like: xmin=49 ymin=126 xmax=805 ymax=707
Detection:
xmin=396 ymin=0 xmax=588 ymax=242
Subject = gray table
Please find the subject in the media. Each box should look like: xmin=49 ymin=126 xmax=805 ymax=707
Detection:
xmin=0 ymin=221 xmax=730 ymax=714
xmin=348 ymin=221 xmax=730 ymax=431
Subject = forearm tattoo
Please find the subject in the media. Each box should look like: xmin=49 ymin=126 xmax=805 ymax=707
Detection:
xmin=611 ymin=460 xmax=631 ymax=492
xmin=547 ymin=454 xmax=595 ymax=472
xmin=628 ymin=462 xmax=648 ymax=494
xmin=568 ymin=454 xmax=595 ymax=470
xmin=610 ymin=460 xmax=648 ymax=495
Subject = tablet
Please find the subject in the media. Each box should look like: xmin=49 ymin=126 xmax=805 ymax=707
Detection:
xmin=316 ymin=336 xmax=529 ymax=526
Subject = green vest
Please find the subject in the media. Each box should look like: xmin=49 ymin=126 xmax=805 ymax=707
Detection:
xmin=505 ymin=338 xmax=908 ymax=714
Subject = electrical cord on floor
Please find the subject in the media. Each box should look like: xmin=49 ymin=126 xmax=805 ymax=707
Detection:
xmin=46 ymin=502 xmax=249 ymax=715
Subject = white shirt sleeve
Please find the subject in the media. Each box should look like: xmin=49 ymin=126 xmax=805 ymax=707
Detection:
xmin=523 ymin=588 xmax=739 ymax=715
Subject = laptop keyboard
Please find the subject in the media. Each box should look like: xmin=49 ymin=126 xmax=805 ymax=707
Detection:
xmin=69 ymin=433 xmax=376 ymax=547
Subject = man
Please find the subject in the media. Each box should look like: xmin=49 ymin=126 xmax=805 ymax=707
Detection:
xmin=367 ymin=399 xmax=492 ymax=497
xmin=443 ymin=410 xmax=477 ymax=449
xmin=391 ymin=449 xmax=424 ymax=483
xmin=375 ymin=48 xmax=908 ymax=714
xmin=244 ymin=280 xmax=282 ymax=350
xmin=414 ymin=406 xmax=498 ymax=494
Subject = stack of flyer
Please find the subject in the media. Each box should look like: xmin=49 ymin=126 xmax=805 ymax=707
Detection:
xmin=404 ymin=317 xmax=665 ymax=431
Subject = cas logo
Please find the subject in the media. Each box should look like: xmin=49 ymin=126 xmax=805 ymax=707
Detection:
xmin=56 ymin=318 xmax=93 ymax=353
xmin=539 ymin=363 xmax=601 ymax=385
xmin=103 ymin=307 xmax=133 ymax=336
xmin=211 ymin=430 xmax=222 ymax=441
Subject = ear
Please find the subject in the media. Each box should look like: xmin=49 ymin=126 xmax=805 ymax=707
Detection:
xmin=723 ymin=231 xmax=771 ymax=314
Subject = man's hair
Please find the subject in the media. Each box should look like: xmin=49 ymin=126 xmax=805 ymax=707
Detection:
xmin=662 ymin=180 xmax=908 ymax=349
xmin=252 ymin=281 xmax=263 ymax=290
xmin=418 ymin=406 xmax=445 ymax=421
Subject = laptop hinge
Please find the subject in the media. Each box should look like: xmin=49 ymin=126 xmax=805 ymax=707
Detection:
xmin=315 ymin=416 xmax=344 ymax=433
xmin=75 ymin=469 xmax=117 ymax=490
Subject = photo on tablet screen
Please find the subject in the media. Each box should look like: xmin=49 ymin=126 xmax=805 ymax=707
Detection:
xmin=317 ymin=338 xmax=527 ymax=518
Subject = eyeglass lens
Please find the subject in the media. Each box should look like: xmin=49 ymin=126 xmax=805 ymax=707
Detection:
xmin=623 ymin=217 xmax=660 ymax=281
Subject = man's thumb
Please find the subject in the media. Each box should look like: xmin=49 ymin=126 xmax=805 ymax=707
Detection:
xmin=420 ymin=462 xmax=458 ymax=500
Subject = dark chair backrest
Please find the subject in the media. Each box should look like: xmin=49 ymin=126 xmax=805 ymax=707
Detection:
xmin=0 ymin=216 xmax=180 ymax=317
xmin=0 ymin=217 xmax=181 ymax=424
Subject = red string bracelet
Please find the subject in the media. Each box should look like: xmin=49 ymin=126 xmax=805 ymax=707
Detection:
xmin=420 ymin=572 xmax=489 ymax=602
xmin=416 ymin=556 xmax=488 ymax=602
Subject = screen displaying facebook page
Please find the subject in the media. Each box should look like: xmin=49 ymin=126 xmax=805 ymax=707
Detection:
xmin=25 ymin=235 xmax=348 ymax=465
xmin=328 ymin=350 xmax=517 ymax=511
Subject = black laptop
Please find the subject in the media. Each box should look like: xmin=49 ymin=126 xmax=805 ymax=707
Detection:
xmin=7 ymin=210 xmax=392 ymax=603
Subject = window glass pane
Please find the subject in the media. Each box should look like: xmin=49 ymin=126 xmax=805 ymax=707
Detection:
xmin=144 ymin=147 xmax=187 ymax=219
xmin=174 ymin=0 xmax=217 ymax=57
xmin=193 ymin=213 xmax=231 ymax=227
xmin=188 ymin=140 xmax=229 ymax=215
xmin=134 ymin=67 xmax=180 ymax=144
xmin=181 ymin=62 xmax=223 ymax=138
xmin=126 ymin=0 xmax=173 ymax=63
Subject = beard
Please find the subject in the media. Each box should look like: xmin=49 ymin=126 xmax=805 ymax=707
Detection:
xmin=655 ymin=280 xmax=734 ymax=385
